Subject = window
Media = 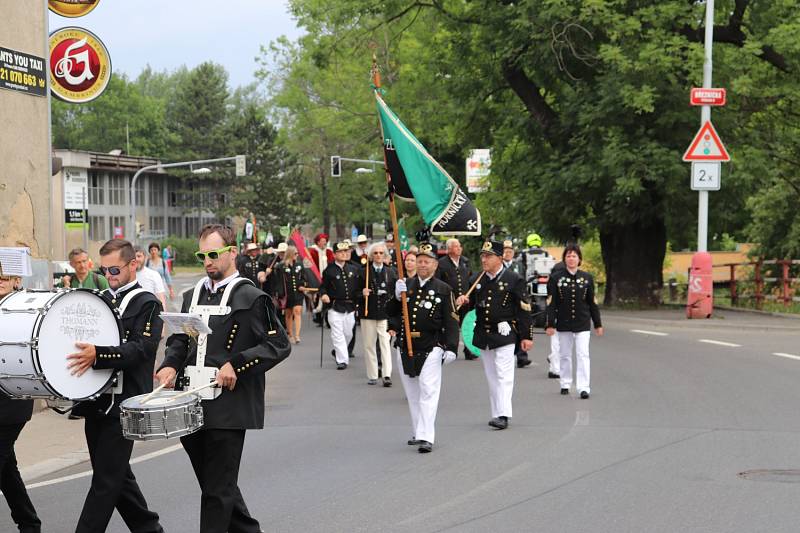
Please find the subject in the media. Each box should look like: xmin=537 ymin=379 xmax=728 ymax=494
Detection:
xmin=88 ymin=215 xmax=106 ymax=241
xmin=135 ymin=178 xmax=145 ymax=206
xmin=108 ymin=175 xmax=127 ymax=205
xmin=149 ymin=215 xmax=165 ymax=233
xmin=109 ymin=216 xmax=126 ymax=238
xmin=185 ymin=217 xmax=201 ymax=238
xmin=167 ymin=180 xmax=179 ymax=207
xmin=149 ymin=178 xmax=164 ymax=207
xmin=168 ymin=216 xmax=182 ymax=237
xmin=88 ymin=171 xmax=104 ymax=205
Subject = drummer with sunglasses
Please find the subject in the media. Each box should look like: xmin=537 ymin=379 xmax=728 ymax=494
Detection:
xmin=156 ymin=224 xmax=289 ymax=533
xmin=66 ymin=238 xmax=165 ymax=533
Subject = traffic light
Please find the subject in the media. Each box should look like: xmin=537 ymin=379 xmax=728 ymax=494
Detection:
xmin=235 ymin=155 xmax=246 ymax=177
xmin=330 ymin=155 xmax=341 ymax=177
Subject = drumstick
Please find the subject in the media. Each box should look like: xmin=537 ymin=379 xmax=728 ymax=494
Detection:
xmin=140 ymin=382 xmax=169 ymax=404
xmin=456 ymin=272 xmax=485 ymax=311
xmin=167 ymin=381 xmax=218 ymax=402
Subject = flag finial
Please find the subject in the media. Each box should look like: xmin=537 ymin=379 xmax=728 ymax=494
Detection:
xmin=371 ymin=54 xmax=381 ymax=89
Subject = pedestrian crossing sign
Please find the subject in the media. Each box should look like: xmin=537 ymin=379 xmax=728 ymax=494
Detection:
xmin=683 ymin=121 xmax=730 ymax=162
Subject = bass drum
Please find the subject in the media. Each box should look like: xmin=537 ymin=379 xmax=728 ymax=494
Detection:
xmin=0 ymin=289 xmax=123 ymax=400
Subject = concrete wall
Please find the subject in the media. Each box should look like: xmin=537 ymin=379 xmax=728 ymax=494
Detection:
xmin=0 ymin=1 xmax=52 ymax=264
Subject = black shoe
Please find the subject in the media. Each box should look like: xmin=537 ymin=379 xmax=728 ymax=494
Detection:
xmin=548 ymin=372 xmax=560 ymax=379
xmin=560 ymin=388 xmax=569 ymax=395
xmin=407 ymin=438 xmax=422 ymax=446
xmin=517 ymin=359 xmax=532 ymax=368
xmin=349 ymin=352 xmax=356 ymax=358
xmin=488 ymin=416 xmax=508 ymax=430
xmin=336 ymin=363 xmax=347 ymax=370
xmin=464 ymin=354 xmax=478 ymax=360
xmin=367 ymin=379 xmax=377 ymax=385
xmin=417 ymin=441 xmax=433 ymax=453
xmin=383 ymin=377 xmax=392 ymax=387
xmin=580 ymin=391 xmax=590 ymax=399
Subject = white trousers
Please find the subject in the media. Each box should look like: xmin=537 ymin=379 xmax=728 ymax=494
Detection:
xmin=549 ymin=333 xmax=561 ymax=374
xmin=361 ymin=318 xmax=392 ymax=380
xmin=328 ymin=310 xmax=355 ymax=365
xmin=558 ymin=330 xmax=591 ymax=393
xmin=479 ymin=343 xmax=516 ymax=418
xmin=397 ymin=347 xmax=442 ymax=444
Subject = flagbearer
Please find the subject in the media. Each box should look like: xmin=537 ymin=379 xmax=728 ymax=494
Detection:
xmin=320 ymin=242 xmax=362 ymax=370
xmin=456 ymin=240 xmax=534 ymax=430
xmin=388 ymin=242 xmax=459 ymax=453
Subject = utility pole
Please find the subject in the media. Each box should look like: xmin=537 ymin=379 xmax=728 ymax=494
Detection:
xmin=697 ymin=0 xmax=714 ymax=252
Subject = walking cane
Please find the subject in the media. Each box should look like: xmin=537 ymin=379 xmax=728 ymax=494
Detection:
xmin=363 ymin=258 xmax=370 ymax=317
xmin=456 ymin=271 xmax=485 ymax=311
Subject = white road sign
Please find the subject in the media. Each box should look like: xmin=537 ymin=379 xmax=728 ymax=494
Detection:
xmin=691 ymin=162 xmax=721 ymax=191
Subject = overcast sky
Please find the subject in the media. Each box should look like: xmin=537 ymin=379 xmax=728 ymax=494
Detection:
xmin=48 ymin=0 xmax=303 ymax=88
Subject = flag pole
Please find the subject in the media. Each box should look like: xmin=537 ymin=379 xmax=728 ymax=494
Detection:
xmin=363 ymin=257 xmax=370 ymax=317
xmin=372 ymin=56 xmax=413 ymax=357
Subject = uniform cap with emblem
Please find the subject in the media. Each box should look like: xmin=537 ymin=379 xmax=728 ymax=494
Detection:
xmin=480 ymin=240 xmax=504 ymax=257
xmin=503 ymin=239 xmax=514 ymax=250
xmin=276 ymin=242 xmax=288 ymax=253
xmin=245 ymin=242 xmax=259 ymax=252
xmin=417 ymin=242 xmax=437 ymax=259
xmin=334 ymin=241 xmax=352 ymax=252
xmin=356 ymin=234 xmax=368 ymax=244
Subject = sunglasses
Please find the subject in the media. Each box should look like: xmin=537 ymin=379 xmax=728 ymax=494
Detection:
xmin=195 ymin=246 xmax=235 ymax=262
xmin=100 ymin=261 xmax=132 ymax=276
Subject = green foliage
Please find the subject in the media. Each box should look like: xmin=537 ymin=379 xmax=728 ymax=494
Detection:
xmin=160 ymin=237 xmax=199 ymax=267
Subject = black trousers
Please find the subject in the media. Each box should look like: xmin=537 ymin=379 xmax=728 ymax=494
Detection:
xmin=0 ymin=423 xmax=40 ymax=533
xmin=180 ymin=428 xmax=261 ymax=533
xmin=76 ymin=416 xmax=162 ymax=533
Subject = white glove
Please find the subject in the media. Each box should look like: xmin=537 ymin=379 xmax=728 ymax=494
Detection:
xmin=395 ymin=278 xmax=407 ymax=299
xmin=498 ymin=321 xmax=511 ymax=336
xmin=442 ymin=351 xmax=456 ymax=365
xmin=377 ymin=289 xmax=387 ymax=295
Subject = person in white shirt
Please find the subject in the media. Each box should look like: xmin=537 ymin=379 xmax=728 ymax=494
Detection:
xmin=134 ymin=247 xmax=167 ymax=309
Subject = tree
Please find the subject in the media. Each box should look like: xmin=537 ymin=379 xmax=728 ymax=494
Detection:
xmin=278 ymin=0 xmax=798 ymax=305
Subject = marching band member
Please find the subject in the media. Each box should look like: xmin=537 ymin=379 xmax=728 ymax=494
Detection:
xmin=503 ymin=240 xmax=532 ymax=369
xmin=236 ymin=242 xmax=262 ymax=286
xmin=456 ymin=240 xmax=534 ymax=430
xmin=0 ymin=273 xmax=41 ymax=533
xmin=156 ymin=224 xmax=289 ymax=533
xmin=388 ymin=242 xmax=458 ymax=453
xmin=546 ymin=244 xmax=603 ymax=399
xmin=354 ymin=234 xmax=369 ymax=261
xmin=277 ymin=245 xmax=308 ymax=344
xmin=437 ymin=238 xmax=476 ymax=359
xmin=359 ymin=242 xmax=397 ymax=386
xmin=67 ymin=239 xmax=164 ymax=533
xmin=319 ymin=241 xmax=362 ymax=370
xmin=308 ymin=234 xmax=334 ymax=327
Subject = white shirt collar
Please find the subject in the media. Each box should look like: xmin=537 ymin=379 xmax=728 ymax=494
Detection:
xmin=449 ymin=256 xmax=460 ymax=267
xmin=374 ymin=264 xmax=383 ymax=272
xmin=486 ymin=266 xmax=504 ymax=281
xmin=418 ymin=275 xmax=433 ymax=287
xmin=107 ymin=278 xmax=138 ymax=298
xmin=335 ymin=261 xmax=346 ymax=268
xmin=204 ymin=271 xmax=240 ymax=294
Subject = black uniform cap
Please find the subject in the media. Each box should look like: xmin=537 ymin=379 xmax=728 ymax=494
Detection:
xmin=480 ymin=240 xmax=504 ymax=257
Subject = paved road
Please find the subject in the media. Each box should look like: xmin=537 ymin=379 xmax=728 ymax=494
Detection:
xmin=5 ymin=307 xmax=800 ymax=532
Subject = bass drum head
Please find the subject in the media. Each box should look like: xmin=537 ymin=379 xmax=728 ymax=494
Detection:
xmin=37 ymin=290 xmax=121 ymax=400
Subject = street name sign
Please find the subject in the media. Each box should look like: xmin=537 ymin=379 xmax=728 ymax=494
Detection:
xmin=683 ymin=121 xmax=730 ymax=162
xmin=690 ymin=88 xmax=726 ymax=106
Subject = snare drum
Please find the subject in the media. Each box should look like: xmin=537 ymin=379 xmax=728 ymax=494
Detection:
xmin=0 ymin=289 xmax=122 ymax=399
xmin=120 ymin=391 xmax=204 ymax=441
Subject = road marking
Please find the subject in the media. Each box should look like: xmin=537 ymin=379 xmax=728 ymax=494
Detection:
xmin=630 ymin=329 xmax=668 ymax=336
xmin=699 ymin=339 xmax=741 ymax=348
xmin=25 ymin=444 xmax=182 ymax=490
xmin=773 ymin=352 xmax=800 ymax=361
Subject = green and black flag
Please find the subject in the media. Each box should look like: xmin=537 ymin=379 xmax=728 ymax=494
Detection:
xmin=376 ymin=93 xmax=481 ymax=236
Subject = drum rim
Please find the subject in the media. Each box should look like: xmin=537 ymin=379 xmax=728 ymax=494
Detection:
xmin=35 ymin=288 xmax=124 ymax=400
xmin=0 ymin=290 xmax=53 ymax=397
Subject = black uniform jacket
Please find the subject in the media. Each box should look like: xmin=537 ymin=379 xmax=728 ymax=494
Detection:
xmin=236 ymin=255 xmax=261 ymax=286
xmin=161 ymin=279 xmax=289 ymax=430
xmin=546 ymin=269 xmax=602 ymax=332
xmin=463 ymin=268 xmax=534 ymax=350
xmin=387 ymin=276 xmax=459 ymax=377
xmin=73 ymin=284 xmax=164 ymax=418
xmin=257 ymin=253 xmax=281 ymax=294
xmin=319 ymin=262 xmax=362 ymax=313
xmin=437 ymin=255 xmax=471 ymax=298
xmin=357 ymin=263 xmax=398 ymax=321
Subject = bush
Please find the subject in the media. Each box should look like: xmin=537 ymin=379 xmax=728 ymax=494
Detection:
xmin=161 ymin=237 xmax=199 ymax=267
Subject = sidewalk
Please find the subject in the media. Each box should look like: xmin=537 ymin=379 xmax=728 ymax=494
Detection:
xmin=603 ymin=306 xmax=800 ymax=331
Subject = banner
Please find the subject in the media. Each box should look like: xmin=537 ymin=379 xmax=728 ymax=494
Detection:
xmin=466 ymin=149 xmax=491 ymax=193
xmin=0 ymin=46 xmax=47 ymax=97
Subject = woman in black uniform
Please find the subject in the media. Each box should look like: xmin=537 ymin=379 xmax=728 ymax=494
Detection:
xmin=279 ymin=245 xmax=308 ymax=344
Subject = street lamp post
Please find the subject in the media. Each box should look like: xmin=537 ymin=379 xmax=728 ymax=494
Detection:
xmin=128 ymin=155 xmax=244 ymax=243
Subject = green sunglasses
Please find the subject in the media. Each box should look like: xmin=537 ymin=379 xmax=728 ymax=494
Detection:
xmin=195 ymin=246 xmax=235 ymax=261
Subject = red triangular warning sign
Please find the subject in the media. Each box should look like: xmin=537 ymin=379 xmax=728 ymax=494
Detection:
xmin=683 ymin=121 xmax=730 ymax=162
